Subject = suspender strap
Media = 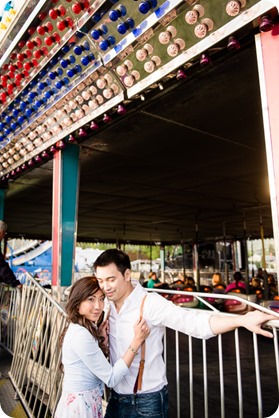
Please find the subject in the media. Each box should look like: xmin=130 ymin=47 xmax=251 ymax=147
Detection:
xmin=133 ymin=294 xmax=147 ymax=394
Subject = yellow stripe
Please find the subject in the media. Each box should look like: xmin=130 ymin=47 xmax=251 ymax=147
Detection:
xmin=10 ymin=404 xmax=28 ymax=418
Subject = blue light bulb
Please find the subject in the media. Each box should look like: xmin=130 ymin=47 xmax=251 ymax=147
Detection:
xmin=68 ymin=54 xmax=76 ymax=64
xmin=57 ymin=67 xmax=63 ymax=76
xmin=74 ymin=45 xmax=83 ymax=55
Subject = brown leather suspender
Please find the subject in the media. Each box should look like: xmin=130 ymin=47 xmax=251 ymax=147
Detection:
xmin=133 ymin=294 xmax=147 ymax=394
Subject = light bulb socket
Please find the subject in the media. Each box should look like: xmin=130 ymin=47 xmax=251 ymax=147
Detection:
xmin=90 ymin=121 xmax=99 ymax=130
xmin=117 ymin=104 xmax=127 ymax=115
xmin=176 ymin=69 xmax=187 ymax=80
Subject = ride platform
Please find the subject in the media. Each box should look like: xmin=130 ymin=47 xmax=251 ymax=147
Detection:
xmin=0 ymin=348 xmax=27 ymax=418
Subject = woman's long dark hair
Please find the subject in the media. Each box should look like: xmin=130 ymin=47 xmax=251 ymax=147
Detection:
xmin=60 ymin=276 xmax=108 ymax=356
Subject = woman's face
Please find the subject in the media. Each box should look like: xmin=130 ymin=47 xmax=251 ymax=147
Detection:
xmin=78 ymin=289 xmax=105 ymax=322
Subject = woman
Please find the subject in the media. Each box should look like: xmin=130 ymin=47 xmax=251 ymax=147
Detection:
xmin=54 ymin=276 xmax=150 ymax=418
xmin=225 ymin=271 xmax=247 ymax=293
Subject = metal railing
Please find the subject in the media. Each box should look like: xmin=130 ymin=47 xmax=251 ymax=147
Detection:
xmin=1 ymin=280 xmax=279 ymax=418
xmin=0 ymin=283 xmax=20 ymax=354
xmin=1 ymin=276 xmax=67 ymax=418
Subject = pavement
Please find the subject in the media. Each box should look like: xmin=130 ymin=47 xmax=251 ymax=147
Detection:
xmin=0 ymin=348 xmax=27 ymax=418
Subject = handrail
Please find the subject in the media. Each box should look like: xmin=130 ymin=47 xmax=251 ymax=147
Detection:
xmin=1 ymin=282 xmax=279 ymax=417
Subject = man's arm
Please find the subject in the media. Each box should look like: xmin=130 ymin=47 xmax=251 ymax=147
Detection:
xmin=0 ymin=251 xmax=21 ymax=288
xmin=209 ymin=310 xmax=278 ymax=338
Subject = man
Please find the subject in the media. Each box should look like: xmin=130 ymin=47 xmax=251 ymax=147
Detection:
xmin=147 ymin=271 xmax=161 ymax=288
xmin=0 ymin=220 xmax=21 ymax=288
xmin=93 ymin=249 xmax=277 ymax=418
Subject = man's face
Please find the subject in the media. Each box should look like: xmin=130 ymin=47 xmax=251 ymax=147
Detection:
xmin=95 ymin=262 xmax=132 ymax=305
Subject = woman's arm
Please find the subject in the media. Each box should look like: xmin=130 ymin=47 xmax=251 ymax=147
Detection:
xmin=121 ymin=318 xmax=150 ymax=367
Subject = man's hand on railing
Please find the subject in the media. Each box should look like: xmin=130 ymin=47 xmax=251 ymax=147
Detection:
xmin=239 ymin=310 xmax=278 ymax=338
xmin=209 ymin=310 xmax=278 ymax=338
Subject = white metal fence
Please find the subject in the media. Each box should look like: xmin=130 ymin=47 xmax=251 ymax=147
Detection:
xmin=1 ymin=279 xmax=279 ymax=417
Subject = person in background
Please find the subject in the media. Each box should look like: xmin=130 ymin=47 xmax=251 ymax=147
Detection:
xmin=211 ymin=272 xmax=224 ymax=287
xmin=185 ymin=276 xmax=196 ymax=289
xmin=0 ymin=220 xmax=21 ymax=288
xmin=147 ymin=271 xmax=161 ymax=288
xmin=256 ymin=267 xmax=264 ymax=282
xmin=211 ymin=272 xmax=226 ymax=293
xmin=249 ymin=277 xmax=264 ymax=302
xmin=250 ymin=277 xmax=262 ymax=293
xmin=54 ymin=276 xmax=150 ymax=418
xmin=225 ymin=271 xmax=247 ymax=294
xmin=267 ymin=274 xmax=277 ymax=299
xmin=93 ymin=249 xmax=277 ymax=418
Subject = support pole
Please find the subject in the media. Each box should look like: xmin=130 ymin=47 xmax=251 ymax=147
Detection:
xmin=193 ymin=222 xmax=200 ymax=290
xmin=243 ymin=216 xmax=249 ymax=294
xmin=259 ymin=212 xmax=266 ymax=270
xmin=52 ymin=144 xmax=80 ymax=301
xmin=255 ymin=29 xmax=279 ymax=294
xmin=223 ymin=223 xmax=229 ymax=285
xmin=160 ymin=245 xmax=165 ymax=281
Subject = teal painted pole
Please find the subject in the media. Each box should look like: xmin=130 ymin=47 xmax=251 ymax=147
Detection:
xmin=60 ymin=144 xmax=80 ymax=287
xmin=52 ymin=144 xmax=80 ymax=290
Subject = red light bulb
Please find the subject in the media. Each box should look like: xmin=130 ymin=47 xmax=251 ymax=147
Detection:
xmin=23 ymin=62 xmax=32 ymax=71
xmin=18 ymin=40 xmax=26 ymax=49
xmin=45 ymin=36 xmax=54 ymax=46
xmin=49 ymin=8 xmax=58 ymax=19
xmin=37 ymin=25 xmax=46 ymax=36
xmin=53 ymin=32 xmax=61 ymax=42
xmin=58 ymin=5 xmax=66 ymax=15
xmin=72 ymin=2 xmax=82 ymax=14
xmin=1 ymin=75 xmax=8 ymax=86
xmin=57 ymin=17 xmax=74 ymax=31
xmin=26 ymin=40 xmax=35 ymax=50
xmin=8 ymin=64 xmax=17 ymax=72
xmin=57 ymin=20 xmax=66 ymax=31
xmin=38 ymin=12 xmax=47 ymax=20
xmin=49 ymin=6 xmax=66 ymax=19
xmin=7 ymin=71 xmax=15 ymax=79
xmin=31 ymin=59 xmax=39 ymax=67
xmin=28 ymin=27 xmax=36 ymax=35
xmin=34 ymin=37 xmax=42 ymax=46
xmin=0 ymin=92 xmax=6 ymax=102
xmin=33 ymin=50 xmax=42 ymax=59
xmin=46 ymin=22 xmax=53 ymax=32
xmin=17 ymin=53 xmax=26 ymax=61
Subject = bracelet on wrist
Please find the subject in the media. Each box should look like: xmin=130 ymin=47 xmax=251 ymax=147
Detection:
xmin=129 ymin=345 xmax=138 ymax=354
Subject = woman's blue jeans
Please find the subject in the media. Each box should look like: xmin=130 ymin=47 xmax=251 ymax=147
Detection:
xmin=104 ymin=385 xmax=169 ymax=417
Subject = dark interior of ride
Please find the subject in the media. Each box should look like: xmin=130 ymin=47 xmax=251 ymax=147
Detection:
xmin=3 ymin=19 xmax=275 ymax=246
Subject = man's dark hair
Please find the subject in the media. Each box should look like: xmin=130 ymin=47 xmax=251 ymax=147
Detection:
xmin=93 ymin=248 xmax=131 ymax=275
